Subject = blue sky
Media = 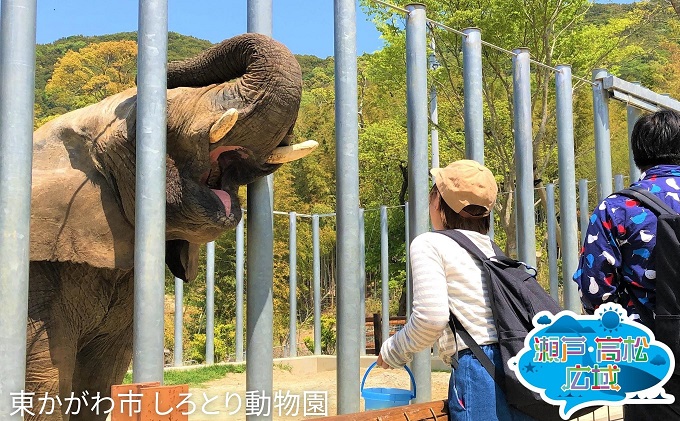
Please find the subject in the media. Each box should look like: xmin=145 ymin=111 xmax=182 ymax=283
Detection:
xmin=35 ymin=0 xmax=385 ymax=58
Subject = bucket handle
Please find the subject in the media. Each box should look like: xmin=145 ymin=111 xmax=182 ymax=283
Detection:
xmin=360 ymin=361 xmax=417 ymax=400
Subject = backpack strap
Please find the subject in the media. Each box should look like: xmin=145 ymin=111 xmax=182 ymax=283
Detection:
xmin=435 ymin=229 xmax=493 ymax=262
xmin=617 ymin=187 xmax=678 ymax=216
xmin=448 ymin=312 xmax=501 ymax=384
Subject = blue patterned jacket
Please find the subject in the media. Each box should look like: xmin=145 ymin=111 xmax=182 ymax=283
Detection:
xmin=573 ymin=165 xmax=680 ymax=323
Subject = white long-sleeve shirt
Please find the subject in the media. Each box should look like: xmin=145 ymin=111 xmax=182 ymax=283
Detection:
xmin=380 ymin=229 xmax=498 ymax=367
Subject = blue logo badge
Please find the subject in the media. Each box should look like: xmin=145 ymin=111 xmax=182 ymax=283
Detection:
xmin=508 ymin=303 xmax=675 ymax=419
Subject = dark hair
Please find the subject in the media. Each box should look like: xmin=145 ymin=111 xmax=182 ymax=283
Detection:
xmin=429 ymin=184 xmax=490 ymax=234
xmin=632 ymin=110 xmax=680 ymax=169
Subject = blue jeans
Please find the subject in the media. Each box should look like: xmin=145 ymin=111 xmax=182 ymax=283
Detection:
xmin=448 ymin=344 xmax=537 ymax=421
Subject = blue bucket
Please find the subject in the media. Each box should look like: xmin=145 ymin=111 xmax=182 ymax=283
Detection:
xmin=361 ymin=361 xmax=416 ymax=410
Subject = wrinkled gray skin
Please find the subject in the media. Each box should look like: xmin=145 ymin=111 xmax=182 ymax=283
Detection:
xmin=26 ymin=33 xmax=302 ymax=420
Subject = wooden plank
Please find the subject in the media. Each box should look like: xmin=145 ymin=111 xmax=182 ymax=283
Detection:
xmin=314 ymin=400 xmax=448 ymax=420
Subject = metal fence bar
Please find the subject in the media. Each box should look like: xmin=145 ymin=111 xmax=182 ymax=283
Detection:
xmin=289 ymin=212 xmax=298 ymax=357
xmin=235 ymin=216 xmax=245 ymax=362
xmin=627 ymin=88 xmax=643 ymax=183
xmin=556 ymin=65 xmax=581 ymax=313
xmin=0 ymin=0 xmax=37 ymax=416
xmin=429 ymin=36 xmax=440 ymax=170
xmin=405 ymin=202 xmax=412 ymax=318
xmin=462 ymin=27 xmax=484 ymax=163
xmin=579 ymin=179 xmax=590 ymax=247
xmin=406 ymin=3 xmax=432 ymax=404
xmin=334 ymin=0 xmax=362 ymax=412
xmin=546 ymin=184 xmax=559 ymax=303
xmin=512 ymin=48 xmax=537 ymax=267
xmin=359 ymin=208 xmax=367 ymax=356
xmin=380 ymin=206 xmax=390 ymax=345
xmin=174 ymin=277 xmax=184 ymax=366
xmin=614 ymin=174 xmax=625 ymax=192
xmin=132 ymin=0 xmax=168 ymax=383
xmin=312 ymin=214 xmax=322 ymax=355
xmin=593 ymin=69 xmax=613 ymax=201
xmin=205 ymin=241 xmax=215 ymax=364
xmin=246 ymin=1 xmax=273 ymax=417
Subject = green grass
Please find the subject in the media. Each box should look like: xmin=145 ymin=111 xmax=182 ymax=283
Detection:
xmin=122 ymin=364 xmax=246 ymax=387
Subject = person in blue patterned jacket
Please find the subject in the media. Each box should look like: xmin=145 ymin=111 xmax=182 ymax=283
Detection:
xmin=573 ymin=109 xmax=680 ymax=420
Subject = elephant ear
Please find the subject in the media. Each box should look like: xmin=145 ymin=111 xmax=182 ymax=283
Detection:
xmin=166 ymin=240 xmax=200 ymax=282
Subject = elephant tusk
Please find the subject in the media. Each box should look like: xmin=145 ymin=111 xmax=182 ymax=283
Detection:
xmin=209 ymin=108 xmax=239 ymax=144
xmin=266 ymin=140 xmax=319 ymax=164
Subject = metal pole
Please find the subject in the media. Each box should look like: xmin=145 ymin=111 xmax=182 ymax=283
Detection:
xmin=555 ymin=65 xmax=581 ymax=313
xmin=429 ymin=36 xmax=439 ymax=169
xmin=380 ymin=206 xmax=390 ymax=346
xmin=512 ymin=48 xmax=536 ymax=267
xmin=406 ymin=3 xmax=431 ymax=403
xmin=405 ymin=202 xmax=412 ymax=318
xmin=235 ymin=216 xmax=245 ymax=362
xmin=289 ymin=212 xmax=298 ymax=357
xmin=312 ymin=214 xmax=322 ymax=355
xmin=627 ymin=87 xmax=643 ymax=183
xmin=0 ymin=0 xmax=36 ymax=416
xmin=247 ymin=2 xmax=273 ymax=417
xmin=174 ymin=277 xmax=184 ymax=366
xmin=593 ymin=69 xmax=613 ymax=201
xmin=334 ymin=0 xmax=362 ymax=412
xmin=462 ymin=27 xmax=484 ymax=163
xmin=579 ymin=179 xmax=589 ymax=247
xmin=205 ymin=241 xmax=215 ymax=364
xmin=546 ymin=184 xmax=559 ymax=303
xmin=614 ymin=174 xmax=625 ymax=192
xmin=359 ymin=209 xmax=366 ymax=356
xmin=133 ymin=0 xmax=168 ymax=383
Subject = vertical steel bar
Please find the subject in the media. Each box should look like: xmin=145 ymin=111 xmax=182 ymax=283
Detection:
xmin=312 ymin=214 xmax=322 ymax=355
xmin=174 ymin=277 xmax=184 ymax=366
xmin=247 ymin=2 xmax=273 ymax=417
xmin=546 ymin=184 xmax=559 ymax=303
xmin=614 ymin=174 xmax=625 ymax=192
xmin=235 ymin=216 xmax=245 ymax=362
xmin=334 ymin=0 xmax=362 ymax=412
xmin=0 ymin=0 xmax=36 ymax=416
xmin=627 ymin=91 xmax=643 ymax=183
xmin=359 ymin=208 xmax=366 ymax=356
xmin=133 ymin=0 xmax=168 ymax=383
xmin=462 ymin=27 xmax=484 ymax=163
xmin=512 ymin=48 xmax=536 ymax=267
xmin=289 ymin=212 xmax=298 ymax=357
xmin=429 ymin=36 xmax=439 ymax=170
xmin=205 ymin=241 xmax=215 ymax=364
xmin=593 ymin=69 xmax=613 ymax=201
xmin=380 ymin=206 xmax=390 ymax=346
xmin=406 ymin=3 xmax=431 ymax=403
xmin=556 ymin=66 xmax=581 ymax=313
xmin=405 ymin=202 xmax=412 ymax=318
xmin=579 ymin=179 xmax=589 ymax=247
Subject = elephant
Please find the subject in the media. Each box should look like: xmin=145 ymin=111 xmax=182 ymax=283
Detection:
xmin=24 ymin=33 xmax=314 ymax=420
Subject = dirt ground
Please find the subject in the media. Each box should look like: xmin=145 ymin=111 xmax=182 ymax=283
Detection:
xmin=187 ymin=366 xmax=451 ymax=420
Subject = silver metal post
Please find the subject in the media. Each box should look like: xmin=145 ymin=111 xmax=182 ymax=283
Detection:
xmin=133 ymin=0 xmax=168 ymax=383
xmin=555 ymin=65 xmax=581 ymax=313
xmin=627 ymin=88 xmax=643 ymax=183
xmin=289 ymin=212 xmax=298 ymax=357
xmin=312 ymin=214 xmax=322 ymax=355
xmin=405 ymin=202 xmax=412 ymax=317
xmin=614 ymin=174 xmax=625 ymax=192
xmin=462 ymin=27 xmax=484 ymax=163
xmin=334 ymin=0 xmax=362 ymax=412
xmin=579 ymin=179 xmax=589 ymax=247
xmin=359 ymin=208 xmax=366 ymax=356
xmin=593 ymin=69 xmax=613 ymax=201
xmin=429 ymin=36 xmax=439 ymax=169
xmin=205 ymin=241 xmax=215 ymax=364
xmin=406 ymin=3 xmax=431 ymax=403
xmin=247 ymin=1 xmax=273 ymax=417
xmin=546 ymin=184 xmax=559 ymax=303
xmin=512 ymin=48 xmax=536 ymax=267
xmin=0 ymin=0 xmax=36 ymax=416
xmin=174 ymin=277 xmax=184 ymax=366
xmin=380 ymin=206 xmax=390 ymax=346
xmin=235 ymin=216 xmax=245 ymax=362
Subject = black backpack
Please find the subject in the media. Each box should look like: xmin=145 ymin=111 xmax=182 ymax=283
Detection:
xmin=437 ymin=229 xmax=597 ymax=421
xmin=616 ymin=187 xmax=680 ymax=375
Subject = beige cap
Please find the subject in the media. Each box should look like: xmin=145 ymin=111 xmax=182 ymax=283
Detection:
xmin=430 ymin=160 xmax=498 ymax=216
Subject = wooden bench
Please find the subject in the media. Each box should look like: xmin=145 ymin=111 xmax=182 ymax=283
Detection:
xmin=316 ymin=400 xmax=448 ymax=420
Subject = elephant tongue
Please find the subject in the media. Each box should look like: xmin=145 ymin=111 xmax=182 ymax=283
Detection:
xmin=211 ymin=189 xmax=232 ymax=214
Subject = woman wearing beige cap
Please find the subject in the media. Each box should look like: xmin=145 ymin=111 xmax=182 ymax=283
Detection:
xmin=377 ymin=160 xmax=535 ymax=421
